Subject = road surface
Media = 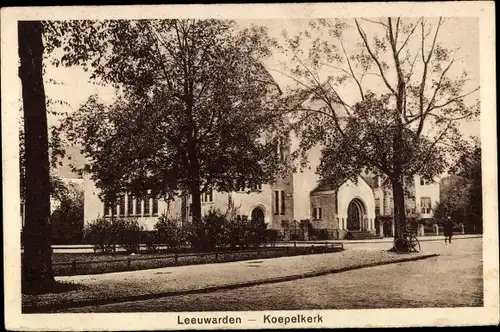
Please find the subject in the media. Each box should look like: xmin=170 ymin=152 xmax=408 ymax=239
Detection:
xmin=58 ymin=237 xmax=482 ymax=312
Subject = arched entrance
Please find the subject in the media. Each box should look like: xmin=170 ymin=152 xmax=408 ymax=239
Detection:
xmin=251 ymin=206 xmax=265 ymax=222
xmin=347 ymin=198 xmax=366 ymax=231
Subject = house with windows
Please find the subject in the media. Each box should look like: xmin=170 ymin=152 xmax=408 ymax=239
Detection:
xmin=82 ymin=95 xmax=440 ymax=239
xmin=371 ymin=174 xmax=441 ymax=236
xmin=83 ymin=129 xmax=380 ymax=239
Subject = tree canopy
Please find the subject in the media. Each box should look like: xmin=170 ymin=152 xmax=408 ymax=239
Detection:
xmin=278 ymin=17 xmax=479 ymax=238
xmin=51 ymin=19 xmax=285 ymax=220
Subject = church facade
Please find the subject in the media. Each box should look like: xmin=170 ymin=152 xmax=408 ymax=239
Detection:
xmin=83 ymin=131 xmax=380 ymax=239
xmin=83 ymin=128 xmax=440 ymax=240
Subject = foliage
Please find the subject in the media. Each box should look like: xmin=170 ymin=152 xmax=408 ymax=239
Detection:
xmin=154 ymin=216 xmax=188 ymax=249
xmin=434 ymin=144 xmax=482 ymax=232
xmin=48 ymin=19 xmax=285 ymax=221
xmin=188 ymin=209 xmax=227 ymax=251
xmin=83 ymin=217 xmax=144 ymax=253
xmin=279 ymin=17 xmax=479 ymax=238
xmin=19 ymin=125 xmax=73 ymax=203
xmin=50 ymin=181 xmax=84 ymax=244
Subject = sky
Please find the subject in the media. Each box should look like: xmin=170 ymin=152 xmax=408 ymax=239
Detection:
xmin=36 ymin=17 xmax=480 ymax=142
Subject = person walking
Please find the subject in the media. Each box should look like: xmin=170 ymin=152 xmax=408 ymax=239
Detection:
xmin=443 ymin=216 xmax=455 ymax=244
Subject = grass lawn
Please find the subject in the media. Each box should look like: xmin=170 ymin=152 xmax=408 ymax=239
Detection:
xmin=36 ymin=245 xmax=343 ymax=276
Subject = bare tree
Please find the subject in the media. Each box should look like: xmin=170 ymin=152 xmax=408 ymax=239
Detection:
xmin=280 ymin=17 xmax=479 ymax=242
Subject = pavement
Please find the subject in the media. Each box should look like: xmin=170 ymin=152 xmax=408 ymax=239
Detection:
xmin=63 ymin=237 xmax=482 ymax=312
xmin=44 ymin=234 xmax=481 ymax=253
xmin=23 ymin=245 xmax=439 ymax=313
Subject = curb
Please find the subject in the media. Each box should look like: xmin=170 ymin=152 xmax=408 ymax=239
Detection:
xmin=341 ymin=235 xmax=482 ymax=245
xmin=23 ymin=253 xmax=439 ymax=313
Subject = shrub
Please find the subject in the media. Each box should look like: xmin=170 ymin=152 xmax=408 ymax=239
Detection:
xmin=154 ymin=215 xmax=187 ymax=249
xmin=264 ymin=229 xmax=279 ymax=243
xmin=50 ymin=181 xmax=84 ymax=244
xmin=84 ymin=217 xmax=115 ymax=252
xmin=84 ymin=217 xmax=144 ymax=253
xmin=224 ymin=219 xmax=247 ymax=249
xmin=186 ymin=209 xmax=227 ymax=252
xmin=244 ymin=218 xmax=268 ymax=248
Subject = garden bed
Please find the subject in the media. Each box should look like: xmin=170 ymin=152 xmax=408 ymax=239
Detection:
xmin=27 ymin=245 xmax=343 ymax=277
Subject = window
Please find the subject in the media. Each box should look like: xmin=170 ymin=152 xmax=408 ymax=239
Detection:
xmin=188 ymin=204 xmax=192 ymax=216
xmin=127 ymin=195 xmax=134 ymax=215
xmin=274 ymin=190 xmax=279 ymax=215
xmin=104 ymin=200 xmax=112 ymax=217
xmin=406 ymin=207 xmax=415 ymax=215
xmin=250 ymin=183 xmax=262 ymax=191
xmin=420 ymin=177 xmax=428 ymax=186
xmin=375 ymin=198 xmax=381 ymax=215
xmin=420 ymin=197 xmax=432 ymax=214
xmin=135 ymin=197 xmax=142 ymax=216
xmin=274 ymin=190 xmax=287 ymax=215
xmin=152 ymin=196 xmax=159 ymax=215
xmin=236 ymin=180 xmax=246 ymax=192
xmin=119 ymin=195 xmax=125 ymax=216
xmin=144 ymin=195 xmax=150 ymax=215
xmin=111 ymin=200 xmax=117 ymax=216
xmin=202 ymin=189 xmax=213 ymax=203
xmin=280 ymin=190 xmax=286 ymax=215
xmin=276 ymin=137 xmax=285 ymax=161
xmin=313 ymin=207 xmax=322 ymax=220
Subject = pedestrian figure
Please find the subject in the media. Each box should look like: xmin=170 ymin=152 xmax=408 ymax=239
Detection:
xmin=443 ymin=216 xmax=455 ymax=244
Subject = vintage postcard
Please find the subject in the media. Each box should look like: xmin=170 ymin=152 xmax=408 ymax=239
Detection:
xmin=2 ymin=2 xmax=498 ymax=330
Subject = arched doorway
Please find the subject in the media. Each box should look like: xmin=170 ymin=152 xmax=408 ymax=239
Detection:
xmin=347 ymin=198 xmax=366 ymax=231
xmin=251 ymin=206 xmax=265 ymax=223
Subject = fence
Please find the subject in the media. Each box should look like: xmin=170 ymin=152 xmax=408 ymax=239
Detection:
xmin=417 ymin=223 xmax=476 ymax=236
xmin=48 ymin=243 xmax=344 ymax=276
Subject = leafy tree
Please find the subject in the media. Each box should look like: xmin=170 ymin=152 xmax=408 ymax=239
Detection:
xmin=50 ymin=19 xmax=284 ymax=222
xmin=279 ymin=17 xmax=479 ymax=241
xmin=18 ymin=21 xmax=54 ymax=293
xmin=50 ymin=180 xmax=84 ymax=244
xmin=436 ymin=143 xmax=482 ymax=232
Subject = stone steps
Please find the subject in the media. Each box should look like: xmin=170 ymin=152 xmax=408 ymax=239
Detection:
xmin=346 ymin=231 xmax=383 ymax=240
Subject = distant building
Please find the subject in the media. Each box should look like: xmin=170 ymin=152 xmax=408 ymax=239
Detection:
xmin=84 ymin=126 xmax=379 ymax=239
xmin=371 ymin=174 xmax=441 ymax=236
xmin=81 ymin=97 xmax=440 ymax=239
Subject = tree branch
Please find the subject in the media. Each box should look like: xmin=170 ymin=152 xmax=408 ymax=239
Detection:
xmin=355 ymin=19 xmax=396 ymax=96
xmin=338 ymin=37 xmax=364 ymax=100
xmin=429 ymin=87 xmax=479 ymax=111
xmin=360 ymin=17 xmax=389 ymax=29
xmin=412 ymin=120 xmax=452 ymax=174
xmin=397 ymin=18 xmax=422 ymax=56
xmin=424 ymin=57 xmax=455 ymax=113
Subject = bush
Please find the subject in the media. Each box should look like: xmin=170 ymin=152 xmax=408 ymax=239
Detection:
xmin=264 ymin=229 xmax=279 ymax=243
xmin=224 ymin=219 xmax=247 ymax=249
xmin=187 ymin=210 xmax=226 ymax=251
xmin=154 ymin=215 xmax=187 ymax=249
xmin=50 ymin=181 xmax=84 ymax=244
xmin=311 ymin=228 xmax=330 ymax=240
xmin=84 ymin=217 xmax=144 ymax=253
xmin=182 ymin=209 xmax=270 ymax=251
xmin=244 ymin=218 xmax=267 ymax=247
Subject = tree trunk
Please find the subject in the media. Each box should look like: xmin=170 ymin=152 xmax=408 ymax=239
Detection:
xmin=391 ymin=176 xmax=406 ymax=240
xmin=190 ymin=179 xmax=202 ymax=223
xmin=18 ymin=21 xmax=55 ymax=293
xmin=186 ymin=122 xmax=202 ymax=222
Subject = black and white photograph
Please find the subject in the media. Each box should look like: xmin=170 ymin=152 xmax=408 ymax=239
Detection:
xmin=2 ymin=2 xmax=498 ymax=330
